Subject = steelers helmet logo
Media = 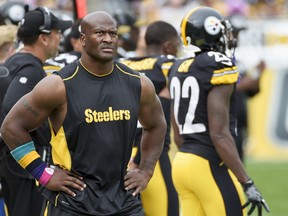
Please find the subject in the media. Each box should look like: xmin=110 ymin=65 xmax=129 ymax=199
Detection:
xmin=204 ymin=16 xmax=221 ymax=35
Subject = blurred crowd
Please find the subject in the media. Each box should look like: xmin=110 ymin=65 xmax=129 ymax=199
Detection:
xmin=133 ymin=0 xmax=288 ymax=24
xmin=0 ymin=0 xmax=287 ymax=30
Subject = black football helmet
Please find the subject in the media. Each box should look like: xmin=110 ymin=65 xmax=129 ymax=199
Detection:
xmin=113 ymin=11 xmax=138 ymax=40
xmin=180 ymin=6 xmax=236 ymax=54
xmin=0 ymin=1 xmax=26 ymax=25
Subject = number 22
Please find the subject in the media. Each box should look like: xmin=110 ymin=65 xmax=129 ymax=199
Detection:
xmin=170 ymin=76 xmax=206 ymax=134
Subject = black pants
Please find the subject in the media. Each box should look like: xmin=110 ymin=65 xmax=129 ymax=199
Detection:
xmin=0 ymin=147 xmax=45 ymax=216
xmin=42 ymin=201 xmax=144 ymax=216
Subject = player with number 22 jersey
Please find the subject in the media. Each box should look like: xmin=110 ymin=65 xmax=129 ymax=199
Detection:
xmin=169 ymin=51 xmax=239 ymax=163
xmin=168 ymin=50 xmax=247 ymax=215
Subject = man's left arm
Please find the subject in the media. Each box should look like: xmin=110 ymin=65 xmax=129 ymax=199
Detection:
xmin=124 ymin=74 xmax=166 ymax=196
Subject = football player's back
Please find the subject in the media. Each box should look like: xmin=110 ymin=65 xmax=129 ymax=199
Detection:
xmin=169 ymin=6 xmax=269 ymax=216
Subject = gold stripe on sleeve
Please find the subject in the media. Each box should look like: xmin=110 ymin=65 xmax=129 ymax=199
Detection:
xmin=18 ymin=151 xmax=41 ymax=168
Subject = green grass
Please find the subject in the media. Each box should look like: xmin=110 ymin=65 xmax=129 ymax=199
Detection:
xmin=245 ymin=160 xmax=288 ymax=216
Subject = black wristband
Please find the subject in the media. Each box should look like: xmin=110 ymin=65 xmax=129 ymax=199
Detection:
xmin=242 ymin=179 xmax=254 ymax=190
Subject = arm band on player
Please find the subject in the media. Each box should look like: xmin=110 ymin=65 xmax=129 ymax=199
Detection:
xmin=10 ymin=141 xmax=54 ymax=186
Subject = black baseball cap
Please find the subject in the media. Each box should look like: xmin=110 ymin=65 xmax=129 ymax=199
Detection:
xmin=17 ymin=7 xmax=72 ymax=38
xmin=65 ymin=19 xmax=81 ymax=40
xmin=62 ymin=19 xmax=81 ymax=52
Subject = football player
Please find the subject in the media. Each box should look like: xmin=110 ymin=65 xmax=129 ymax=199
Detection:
xmin=169 ymin=6 xmax=269 ymax=216
xmin=120 ymin=20 xmax=180 ymax=216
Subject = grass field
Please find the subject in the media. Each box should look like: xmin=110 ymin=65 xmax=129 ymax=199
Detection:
xmin=245 ymin=159 xmax=288 ymax=216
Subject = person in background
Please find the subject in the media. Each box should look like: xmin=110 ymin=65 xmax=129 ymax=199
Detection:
xmin=0 ymin=7 xmax=72 ymax=216
xmin=0 ymin=11 xmax=166 ymax=215
xmin=0 ymin=24 xmax=18 ymax=124
xmin=229 ymin=14 xmax=266 ymax=161
xmin=235 ymin=59 xmax=265 ymax=160
xmin=0 ymin=25 xmax=18 ymax=64
xmin=120 ymin=20 xmax=180 ymax=216
xmin=0 ymin=23 xmax=18 ymax=216
xmin=113 ymin=11 xmax=142 ymax=58
xmin=44 ymin=19 xmax=82 ymax=74
xmin=169 ymin=6 xmax=269 ymax=216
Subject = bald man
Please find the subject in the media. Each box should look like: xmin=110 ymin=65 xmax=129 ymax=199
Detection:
xmin=0 ymin=11 xmax=166 ymax=216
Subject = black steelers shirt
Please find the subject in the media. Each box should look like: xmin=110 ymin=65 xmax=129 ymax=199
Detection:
xmin=43 ymin=60 xmax=142 ymax=215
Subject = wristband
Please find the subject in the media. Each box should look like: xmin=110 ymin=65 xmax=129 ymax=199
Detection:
xmin=242 ymin=179 xmax=254 ymax=190
xmin=39 ymin=167 xmax=55 ymax=186
xmin=10 ymin=141 xmax=53 ymax=186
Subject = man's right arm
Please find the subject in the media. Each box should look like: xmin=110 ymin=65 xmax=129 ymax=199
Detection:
xmin=1 ymin=75 xmax=65 ymax=149
xmin=0 ymin=74 xmax=86 ymax=196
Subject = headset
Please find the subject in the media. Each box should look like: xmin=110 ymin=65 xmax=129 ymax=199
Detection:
xmin=36 ymin=6 xmax=52 ymax=34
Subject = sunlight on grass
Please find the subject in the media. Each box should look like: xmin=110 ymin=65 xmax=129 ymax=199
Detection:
xmin=246 ymin=160 xmax=288 ymax=216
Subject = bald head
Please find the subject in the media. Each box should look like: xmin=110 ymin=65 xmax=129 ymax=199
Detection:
xmin=79 ymin=11 xmax=119 ymax=64
xmin=80 ymin=11 xmax=117 ymax=34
